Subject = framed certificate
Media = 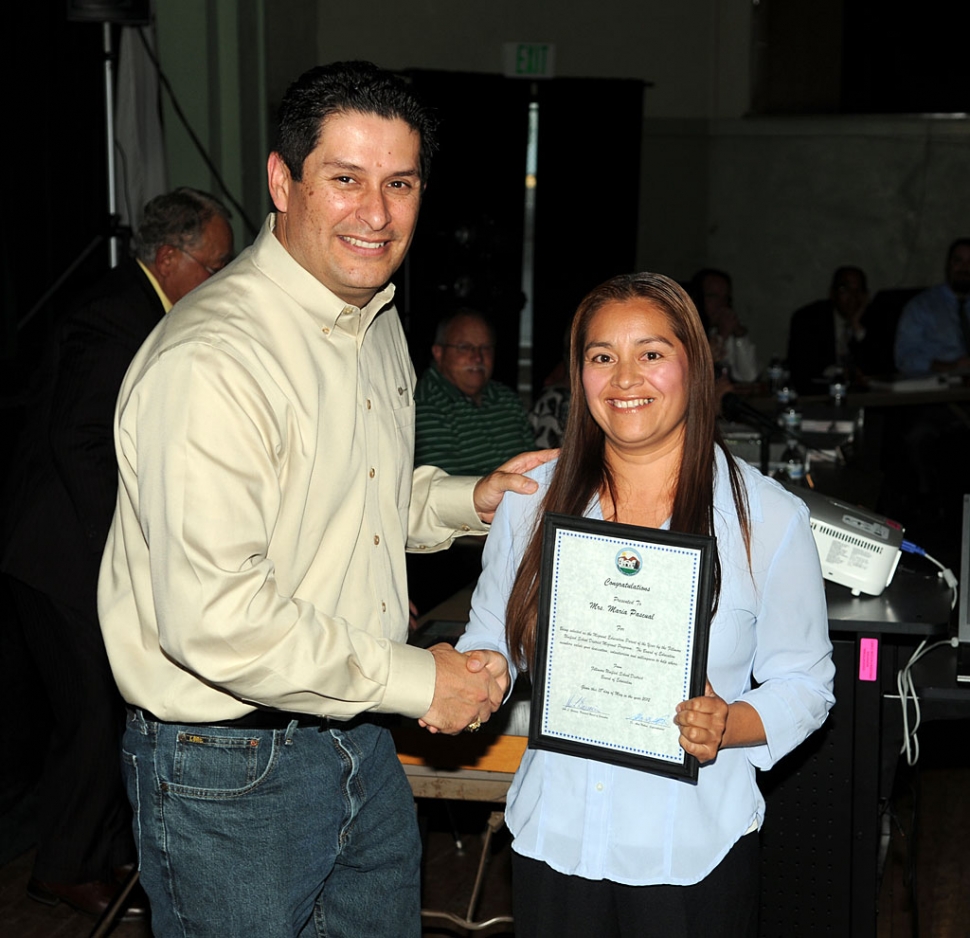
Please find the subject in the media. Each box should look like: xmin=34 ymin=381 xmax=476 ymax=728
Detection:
xmin=529 ymin=512 xmax=715 ymax=782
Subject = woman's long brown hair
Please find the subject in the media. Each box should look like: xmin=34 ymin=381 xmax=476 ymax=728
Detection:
xmin=505 ymin=273 xmax=751 ymax=670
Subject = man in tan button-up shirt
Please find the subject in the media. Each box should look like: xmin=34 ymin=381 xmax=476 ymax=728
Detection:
xmin=99 ymin=62 xmax=548 ymax=937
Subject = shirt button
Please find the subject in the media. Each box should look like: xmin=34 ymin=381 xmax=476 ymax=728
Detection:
xmin=596 ymin=783 xmax=604 ymax=792
xmin=369 ymin=468 xmax=375 ymax=478
xmin=321 ymin=326 xmax=330 ymax=335
xmin=366 ymin=399 xmax=372 ymax=410
xmin=381 ymin=602 xmax=387 ymax=612
xmin=460 ymin=524 xmax=470 ymax=532
xmin=374 ymin=534 xmax=380 ymax=545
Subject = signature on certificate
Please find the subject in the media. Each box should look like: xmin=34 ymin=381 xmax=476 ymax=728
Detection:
xmin=627 ymin=712 xmax=670 ymax=727
xmin=564 ymin=693 xmax=604 ymax=714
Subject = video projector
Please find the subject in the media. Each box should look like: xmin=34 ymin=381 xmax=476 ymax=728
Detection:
xmin=780 ymin=484 xmax=903 ymax=597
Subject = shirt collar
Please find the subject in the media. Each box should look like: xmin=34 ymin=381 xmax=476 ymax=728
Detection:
xmin=252 ymin=214 xmax=396 ymax=337
xmin=137 ymin=259 xmax=173 ymax=313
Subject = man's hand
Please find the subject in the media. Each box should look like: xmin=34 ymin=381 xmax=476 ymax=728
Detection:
xmin=463 ymin=649 xmax=510 ymax=704
xmin=674 ymin=680 xmax=728 ymax=764
xmin=473 ymin=449 xmax=558 ymax=523
xmin=419 ymin=643 xmax=502 ymax=735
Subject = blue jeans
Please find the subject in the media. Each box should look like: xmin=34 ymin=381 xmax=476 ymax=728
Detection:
xmin=122 ymin=710 xmax=420 ymax=937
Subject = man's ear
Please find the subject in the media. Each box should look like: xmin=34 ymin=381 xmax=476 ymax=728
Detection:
xmin=267 ymin=152 xmax=292 ymax=213
xmin=431 ymin=344 xmax=443 ymax=368
xmin=153 ymin=243 xmax=178 ymax=278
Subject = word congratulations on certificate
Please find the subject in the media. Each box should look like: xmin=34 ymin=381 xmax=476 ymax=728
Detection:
xmin=528 ymin=513 xmax=714 ymax=782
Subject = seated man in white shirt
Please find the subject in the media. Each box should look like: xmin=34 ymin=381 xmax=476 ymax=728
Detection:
xmin=895 ymin=238 xmax=970 ymax=375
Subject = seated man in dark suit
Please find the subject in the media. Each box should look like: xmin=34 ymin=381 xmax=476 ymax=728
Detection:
xmin=787 ymin=266 xmax=871 ymax=394
xmin=1 ymin=188 xmax=232 ymax=919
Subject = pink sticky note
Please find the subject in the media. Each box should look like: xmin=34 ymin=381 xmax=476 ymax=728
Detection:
xmin=858 ymin=637 xmax=879 ymax=681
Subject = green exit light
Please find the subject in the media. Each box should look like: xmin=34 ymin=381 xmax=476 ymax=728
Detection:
xmin=503 ymin=43 xmax=555 ymax=79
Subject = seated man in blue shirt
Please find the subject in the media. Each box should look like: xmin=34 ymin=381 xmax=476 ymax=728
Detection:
xmin=415 ymin=309 xmax=535 ymax=475
xmin=895 ymin=238 xmax=970 ymax=375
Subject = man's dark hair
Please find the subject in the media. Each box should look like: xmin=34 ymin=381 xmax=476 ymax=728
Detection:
xmin=134 ymin=187 xmax=231 ymax=264
xmin=274 ymin=61 xmax=438 ymax=183
xmin=830 ymin=266 xmax=868 ymax=293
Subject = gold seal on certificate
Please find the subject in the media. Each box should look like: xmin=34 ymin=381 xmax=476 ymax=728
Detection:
xmin=528 ymin=512 xmax=714 ymax=782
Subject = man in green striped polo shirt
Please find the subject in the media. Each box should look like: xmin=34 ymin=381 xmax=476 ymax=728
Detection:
xmin=414 ymin=309 xmax=536 ymax=475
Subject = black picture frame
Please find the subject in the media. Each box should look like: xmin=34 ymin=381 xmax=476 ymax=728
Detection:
xmin=529 ymin=512 xmax=715 ymax=782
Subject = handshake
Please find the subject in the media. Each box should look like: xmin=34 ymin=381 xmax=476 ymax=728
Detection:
xmin=418 ymin=643 xmax=510 ymax=735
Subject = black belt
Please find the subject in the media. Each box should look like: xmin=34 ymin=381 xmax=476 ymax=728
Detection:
xmin=133 ymin=706 xmax=330 ymax=730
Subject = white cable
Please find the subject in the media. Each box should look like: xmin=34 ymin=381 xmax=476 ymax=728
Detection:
xmin=897 ymin=638 xmax=957 ymax=767
xmin=921 ymin=550 xmax=959 ymax=609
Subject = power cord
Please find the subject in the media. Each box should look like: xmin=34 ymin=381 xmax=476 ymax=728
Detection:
xmin=900 ymin=540 xmax=959 ymax=609
xmin=135 ymin=27 xmax=260 ymax=238
xmin=896 ymin=637 xmax=959 ymax=767
xmin=895 ymin=540 xmax=959 ymax=768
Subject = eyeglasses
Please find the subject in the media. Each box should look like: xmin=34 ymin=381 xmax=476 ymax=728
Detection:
xmin=176 ymin=246 xmax=222 ymax=277
xmin=441 ymin=343 xmax=495 ymax=357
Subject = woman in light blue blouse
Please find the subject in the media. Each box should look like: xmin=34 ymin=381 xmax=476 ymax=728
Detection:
xmin=457 ymin=273 xmax=835 ymax=937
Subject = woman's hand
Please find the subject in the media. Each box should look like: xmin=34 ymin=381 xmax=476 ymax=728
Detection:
xmin=464 ymin=649 xmax=510 ymax=705
xmin=675 ymin=680 xmax=767 ymax=763
xmin=674 ymin=680 xmax=728 ymax=764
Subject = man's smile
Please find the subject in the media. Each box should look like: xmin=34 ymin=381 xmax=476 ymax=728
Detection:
xmin=340 ymin=235 xmax=390 ymax=250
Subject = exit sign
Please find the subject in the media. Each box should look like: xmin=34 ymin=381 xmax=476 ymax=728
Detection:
xmin=503 ymin=43 xmax=555 ymax=79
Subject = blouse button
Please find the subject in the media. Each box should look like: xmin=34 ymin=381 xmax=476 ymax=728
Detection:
xmin=374 ymin=534 xmax=380 ymax=546
xmin=369 ymin=468 xmax=375 ymax=478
